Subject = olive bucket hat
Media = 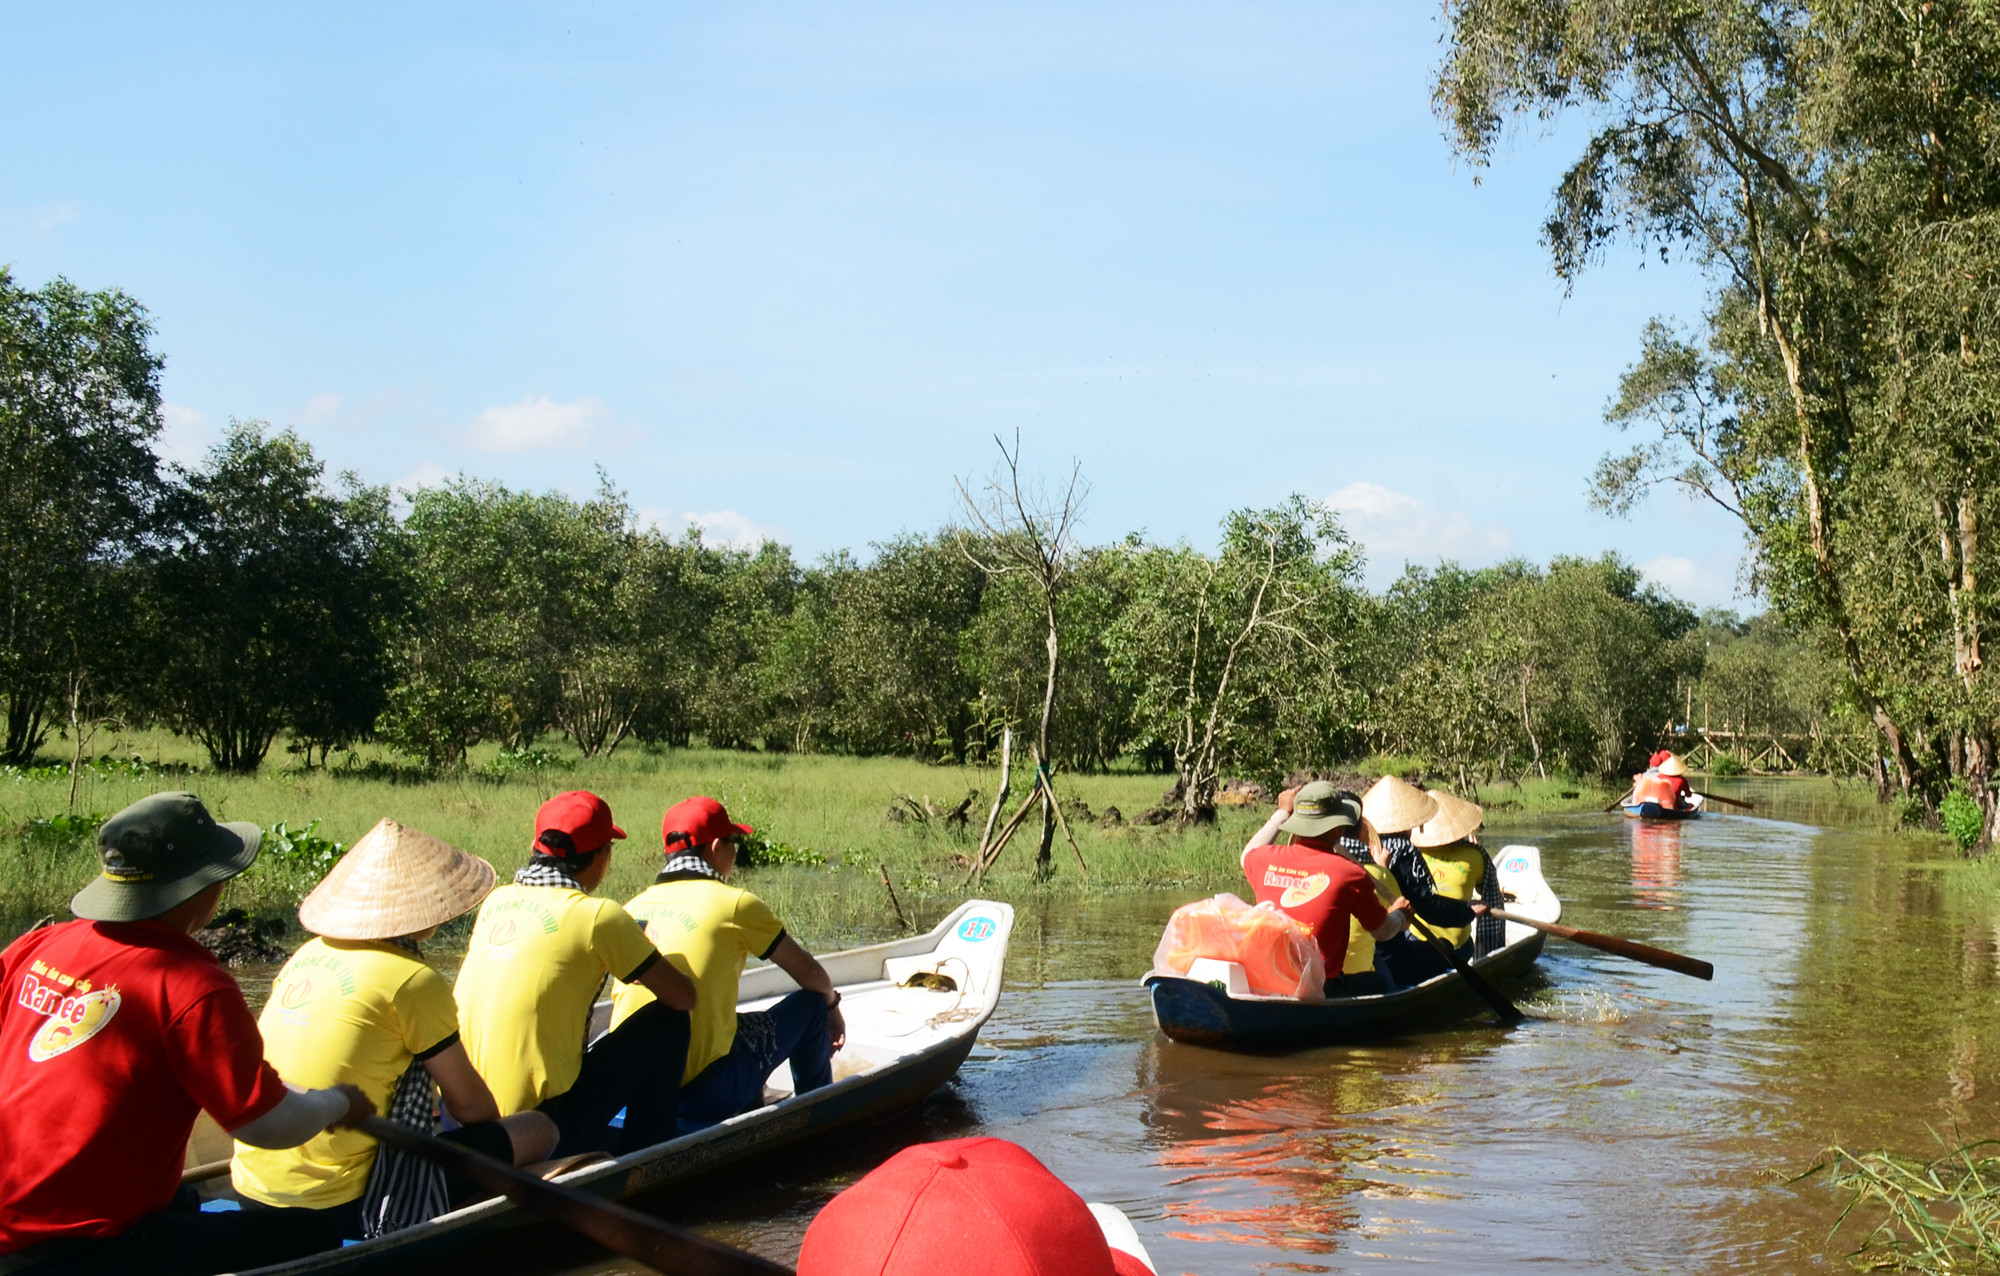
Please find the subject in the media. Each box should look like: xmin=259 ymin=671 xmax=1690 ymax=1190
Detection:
xmin=70 ymin=792 xmax=262 ymax=923
xmin=1278 ymin=781 xmax=1362 ymax=840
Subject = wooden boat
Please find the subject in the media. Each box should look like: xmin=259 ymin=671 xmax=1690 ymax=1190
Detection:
xmin=205 ymin=900 xmax=1016 ymax=1275
xmin=1144 ymin=845 xmax=1560 ymax=1050
xmin=1622 ymin=791 xmax=1704 ymax=821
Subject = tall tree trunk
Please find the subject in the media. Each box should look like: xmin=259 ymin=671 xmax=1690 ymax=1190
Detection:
xmin=1034 ymin=602 xmax=1058 ymax=880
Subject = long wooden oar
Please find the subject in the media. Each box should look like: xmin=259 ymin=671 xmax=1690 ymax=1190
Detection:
xmin=181 ymin=1158 xmax=231 ymax=1185
xmin=1486 ymin=908 xmax=1713 ymax=980
xmin=1362 ymin=876 xmax=1522 ymax=1025
xmin=1603 ymin=790 xmax=1635 ymax=813
xmin=356 ymin=1116 xmax=793 ymax=1276
xmin=1694 ymin=790 xmax=1755 ymax=811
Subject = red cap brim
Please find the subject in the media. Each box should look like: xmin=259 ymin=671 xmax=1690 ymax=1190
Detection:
xmin=1109 ymin=1248 xmax=1155 ymax=1276
xmin=609 ymin=824 xmax=628 ymax=840
xmin=732 ymin=822 xmax=753 ymax=838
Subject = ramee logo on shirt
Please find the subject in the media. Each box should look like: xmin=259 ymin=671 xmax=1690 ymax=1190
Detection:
xmin=1261 ymin=865 xmax=1331 ymax=907
xmin=17 ymin=968 xmax=122 ymax=1062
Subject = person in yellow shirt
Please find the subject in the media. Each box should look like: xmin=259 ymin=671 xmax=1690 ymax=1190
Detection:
xmin=1395 ymin=789 xmax=1504 ymax=983
xmin=611 ymin=796 xmax=846 ymax=1131
xmin=232 ymin=820 xmax=558 ymax=1239
xmin=454 ymin=791 xmax=698 ymax=1157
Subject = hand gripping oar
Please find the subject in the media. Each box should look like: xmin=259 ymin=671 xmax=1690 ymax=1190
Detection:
xmin=1694 ymin=790 xmax=1755 ymax=811
xmin=1485 ymin=909 xmax=1714 ymax=981
xmin=1362 ymin=877 xmax=1522 ymax=1025
xmin=356 ymin=1115 xmax=794 ymax=1276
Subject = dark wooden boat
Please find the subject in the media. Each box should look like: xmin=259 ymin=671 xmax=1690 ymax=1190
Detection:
xmin=1144 ymin=845 xmax=1560 ymax=1050
xmin=208 ymin=900 xmax=1016 ymax=1275
xmin=1622 ymin=792 xmax=1704 ymax=821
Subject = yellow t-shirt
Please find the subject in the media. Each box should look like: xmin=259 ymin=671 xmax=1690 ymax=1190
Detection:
xmin=231 ymin=938 xmax=460 ymax=1209
xmin=453 ymin=884 xmax=660 ymax=1114
xmin=1343 ymin=862 xmax=1399 ymax=975
xmin=1420 ymin=843 xmax=1491 ymax=951
xmin=609 ymin=879 xmax=785 ymax=1084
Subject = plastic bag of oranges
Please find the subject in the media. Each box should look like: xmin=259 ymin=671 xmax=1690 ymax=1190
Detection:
xmin=1152 ymin=893 xmax=1325 ymax=999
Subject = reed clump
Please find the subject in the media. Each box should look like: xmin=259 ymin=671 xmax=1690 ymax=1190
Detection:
xmin=1808 ymin=1138 xmax=2000 ymax=1273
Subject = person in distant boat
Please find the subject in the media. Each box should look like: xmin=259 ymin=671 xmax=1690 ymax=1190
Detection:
xmin=1384 ymin=790 xmax=1507 ymax=984
xmin=610 ymin=796 xmax=846 ymax=1131
xmin=232 ymin=819 xmax=558 ymax=1241
xmin=1629 ymin=753 xmax=1694 ymax=812
xmin=797 ymin=1137 xmax=1158 ymax=1276
xmin=454 ymin=791 xmax=697 ymax=1158
xmin=1241 ymin=782 xmax=1411 ymax=996
xmin=0 ymin=793 xmax=371 ymax=1275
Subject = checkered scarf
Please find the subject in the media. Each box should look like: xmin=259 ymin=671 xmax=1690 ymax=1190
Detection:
xmin=514 ymin=853 xmax=585 ymax=890
xmin=656 ymin=851 xmax=721 ymax=883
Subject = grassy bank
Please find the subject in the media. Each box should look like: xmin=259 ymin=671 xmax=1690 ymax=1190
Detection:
xmin=0 ymin=731 xmax=1684 ymax=948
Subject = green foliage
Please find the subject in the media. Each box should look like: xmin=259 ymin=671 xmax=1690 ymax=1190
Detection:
xmin=1813 ymin=1139 xmax=2000 ymax=1275
xmin=262 ymin=819 xmax=347 ymax=872
xmin=739 ymin=834 xmax=827 ymax=868
xmin=1438 ymin=0 xmax=2000 ymax=808
xmin=20 ymin=811 xmax=103 ymax=852
xmin=479 ymin=746 xmax=566 ymax=781
xmin=1710 ymin=752 xmax=1747 ymax=777
xmin=135 ymin=423 xmax=396 ymax=773
xmin=1941 ymin=783 xmax=1984 ymax=853
xmin=0 ymin=269 xmax=165 ymax=764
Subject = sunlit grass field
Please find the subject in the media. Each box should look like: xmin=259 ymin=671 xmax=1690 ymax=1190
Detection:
xmin=0 ymin=730 xmax=1641 ymax=950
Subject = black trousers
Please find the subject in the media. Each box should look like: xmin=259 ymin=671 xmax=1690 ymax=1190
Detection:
xmin=3 ymin=1187 xmax=335 ymax=1276
xmin=536 ymin=1000 xmax=691 ymax=1157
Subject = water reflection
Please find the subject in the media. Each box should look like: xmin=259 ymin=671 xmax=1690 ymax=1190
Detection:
xmin=1627 ymin=819 xmax=1683 ymax=909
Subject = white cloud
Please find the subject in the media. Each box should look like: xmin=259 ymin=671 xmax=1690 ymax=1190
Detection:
xmin=464 ymin=394 xmax=608 ymax=452
xmin=1327 ymin=481 xmax=1516 ymax=575
xmin=156 ymin=401 xmax=217 ymax=468
xmin=298 ymin=391 xmax=343 ymax=424
xmin=1639 ymin=553 xmax=1736 ymax=605
xmin=636 ymin=506 xmax=785 ymax=549
xmin=396 ymin=461 xmax=453 ymax=492
xmin=32 ymin=201 xmax=81 ymax=230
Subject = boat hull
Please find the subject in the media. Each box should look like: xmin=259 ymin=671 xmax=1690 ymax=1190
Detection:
xmin=1146 ymin=930 xmax=1547 ymax=1050
xmin=1622 ymin=802 xmax=1700 ymax=820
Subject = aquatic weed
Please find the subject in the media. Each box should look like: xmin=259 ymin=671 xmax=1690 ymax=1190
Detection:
xmin=1801 ymin=1135 xmax=2000 ymax=1273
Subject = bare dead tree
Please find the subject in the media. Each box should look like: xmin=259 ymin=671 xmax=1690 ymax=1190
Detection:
xmin=955 ymin=432 xmax=1087 ymax=881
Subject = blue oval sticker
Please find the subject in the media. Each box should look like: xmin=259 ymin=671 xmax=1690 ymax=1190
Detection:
xmin=957 ymin=917 xmax=996 ymax=942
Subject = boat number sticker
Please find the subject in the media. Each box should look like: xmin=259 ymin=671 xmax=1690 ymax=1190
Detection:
xmin=957 ymin=917 xmax=996 ymax=943
xmin=1501 ymin=855 xmax=1529 ymax=874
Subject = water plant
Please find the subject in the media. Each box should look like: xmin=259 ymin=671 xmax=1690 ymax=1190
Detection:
xmin=1808 ymin=1138 xmax=2000 ymax=1274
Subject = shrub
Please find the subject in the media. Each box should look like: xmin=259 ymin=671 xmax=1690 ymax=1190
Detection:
xmin=20 ymin=811 xmax=104 ymax=852
xmin=740 ymin=834 xmax=826 ymax=868
xmin=263 ymin=819 xmax=347 ymax=873
xmin=1941 ymin=782 xmax=1984 ymax=852
xmin=1710 ymin=751 xmax=1747 ymax=777
xmin=480 ymin=746 xmax=566 ymax=782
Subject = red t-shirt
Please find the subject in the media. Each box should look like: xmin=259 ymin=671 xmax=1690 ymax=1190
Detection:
xmin=1241 ymin=842 xmax=1388 ymax=972
xmin=0 ymin=920 xmax=289 ymax=1254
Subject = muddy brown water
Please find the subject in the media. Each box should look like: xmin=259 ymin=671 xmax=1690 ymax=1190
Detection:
xmin=206 ymin=783 xmax=2000 ymax=1273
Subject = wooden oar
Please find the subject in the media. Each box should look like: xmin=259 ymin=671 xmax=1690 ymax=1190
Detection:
xmin=1694 ymin=790 xmax=1755 ymax=811
xmin=1362 ymin=876 xmax=1522 ymax=1025
xmin=356 ymin=1115 xmax=793 ymax=1276
xmin=1603 ymin=790 xmax=1634 ymax=813
xmin=1486 ymin=908 xmax=1713 ymax=980
xmin=181 ymin=1158 xmax=231 ymax=1185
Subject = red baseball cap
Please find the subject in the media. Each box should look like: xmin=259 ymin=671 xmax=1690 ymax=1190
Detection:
xmin=660 ymin=796 xmax=753 ymax=853
xmin=532 ymin=790 xmax=626 ymax=858
xmin=797 ymin=1138 xmax=1154 ymax=1276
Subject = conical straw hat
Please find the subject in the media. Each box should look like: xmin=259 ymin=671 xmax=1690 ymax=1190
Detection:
xmin=1361 ymin=775 xmax=1439 ymax=835
xmin=1658 ymin=753 xmax=1687 ymax=777
xmin=298 ymin=819 xmax=496 ymax=942
xmin=1410 ymin=790 xmax=1484 ymax=848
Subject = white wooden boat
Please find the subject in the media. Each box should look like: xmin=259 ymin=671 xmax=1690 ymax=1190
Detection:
xmin=206 ymin=900 xmax=1016 ymax=1275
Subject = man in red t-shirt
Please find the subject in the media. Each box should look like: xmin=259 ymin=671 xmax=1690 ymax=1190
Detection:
xmin=0 ymin=792 xmax=373 ymax=1275
xmin=1240 ymin=782 xmax=1412 ymax=995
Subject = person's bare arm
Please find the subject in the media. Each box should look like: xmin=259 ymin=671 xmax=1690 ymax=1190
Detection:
xmin=769 ymin=936 xmax=846 ymax=1051
xmin=423 ymin=1041 xmax=500 ymax=1126
xmin=1242 ymin=788 xmax=1299 ymax=863
xmin=634 ymin=957 xmax=698 ymax=1011
xmin=1367 ymin=897 xmax=1412 ymax=942
xmin=229 ymin=1083 xmax=373 ymax=1148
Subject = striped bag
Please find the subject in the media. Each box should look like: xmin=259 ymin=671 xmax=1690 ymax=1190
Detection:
xmin=358 ymin=1061 xmax=451 ymax=1238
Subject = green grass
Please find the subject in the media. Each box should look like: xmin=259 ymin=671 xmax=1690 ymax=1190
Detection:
xmin=1806 ymin=1139 xmax=2000 ymax=1273
xmin=0 ymin=730 xmax=1261 ymax=946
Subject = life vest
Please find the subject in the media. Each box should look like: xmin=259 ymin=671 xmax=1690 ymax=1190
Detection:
xmin=1631 ymin=771 xmax=1679 ymax=808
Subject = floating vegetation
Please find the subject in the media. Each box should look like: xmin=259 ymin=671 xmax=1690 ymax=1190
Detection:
xmin=1801 ymin=1137 xmax=2000 ymax=1273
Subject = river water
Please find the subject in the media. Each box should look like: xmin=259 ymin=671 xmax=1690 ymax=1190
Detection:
xmin=193 ymin=782 xmax=1997 ymax=1274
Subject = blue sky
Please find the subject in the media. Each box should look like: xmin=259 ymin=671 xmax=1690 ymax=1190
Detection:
xmin=2 ymin=3 xmax=1748 ymax=606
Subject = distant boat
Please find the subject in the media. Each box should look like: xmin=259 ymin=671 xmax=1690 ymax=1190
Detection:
xmin=1145 ymin=845 xmax=1560 ymax=1050
xmin=1623 ymin=792 xmax=1705 ymax=821
xmin=197 ymin=900 xmax=1016 ymax=1276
